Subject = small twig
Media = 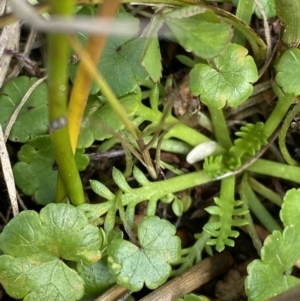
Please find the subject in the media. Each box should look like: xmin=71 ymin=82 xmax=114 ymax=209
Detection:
xmin=0 ymin=125 xmax=19 ymax=216
xmin=88 ymin=149 xmax=125 ymax=160
xmin=6 ymin=29 xmax=39 ymax=81
xmin=4 ymin=75 xmax=47 ymax=142
xmin=254 ymin=0 xmax=272 ymax=59
xmin=268 ymin=284 xmax=300 ymax=301
xmin=16 ymin=191 xmax=27 ymax=211
xmin=0 ymin=2 xmax=20 ymax=88
xmin=94 ymin=284 xmax=129 ymax=301
xmin=5 ymin=47 xmax=42 ymax=78
xmin=0 ymin=211 xmax=8 ymax=224
xmin=155 ymin=130 xmax=168 ymax=174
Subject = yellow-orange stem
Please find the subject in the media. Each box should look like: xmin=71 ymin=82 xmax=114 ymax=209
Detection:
xmin=68 ymin=0 xmax=120 ymax=152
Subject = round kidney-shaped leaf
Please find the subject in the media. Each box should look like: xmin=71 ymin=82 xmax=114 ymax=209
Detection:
xmin=13 ymin=135 xmax=89 ymax=204
xmin=0 ymin=76 xmax=48 ymax=142
xmin=275 ymin=48 xmax=300 ymax=96
xmin=189 ymin=43 xmax=258 ymax=109
xmin=0 ymin=203 xmax=102 ymax=301
xmin=246 ymin=226 xmax=300 ymax=301
xmin=107 ymin=216 xmax=181 ymax=291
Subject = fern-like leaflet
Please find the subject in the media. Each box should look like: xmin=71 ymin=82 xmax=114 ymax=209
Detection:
xmin=227 ymin=122 xmax=267 ymax=169
xmin=203 ymin=155 xmax=229 ymax=177
xmin=203 ymin=197 xmax=248 ymax=252
xmin=204 ymin=122 xmax=267 ymax=176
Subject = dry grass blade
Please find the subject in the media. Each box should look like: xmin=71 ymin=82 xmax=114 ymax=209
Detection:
xmin=0 ymin=2 xmax=20 ymax=87
xmin=0 ymin=125 xmax=19 ymax=216
xmin=140 ymin=251 xmax=233 ymax=301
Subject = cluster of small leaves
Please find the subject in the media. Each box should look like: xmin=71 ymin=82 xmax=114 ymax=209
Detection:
xmin=0 ymin=3 xmax=274 ymax=300
xmin=203 ymin=197 xmax=248 ymax=252
xmin=0 ymin=203 xmax=103 ymax=301
xmin=204 ymin=122 xmax=267 ymax=177
xmin=0 ymin=202 xmax=181 ymax=300
xmin=87 ymin=166 xmax=176 ymax=228
xmin=227 ymin=122 xmax=268 ymax=169
xmin=245 ymin=188 xmax=300 ymax=301
xmin=78 ymin=167 xmax=183 ymax=292
xmin=203 ymin=155 xmax=229 ymax=177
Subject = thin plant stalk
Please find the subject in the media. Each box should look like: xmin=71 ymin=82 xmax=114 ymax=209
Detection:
xmin=47 ymin=0 xmax=85 ymax=205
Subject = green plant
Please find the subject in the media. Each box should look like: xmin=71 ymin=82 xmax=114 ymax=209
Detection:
xmin=245 ymin=189 xmax=300 ymax=301
xmin=1 ymin=0 xmax=300 ymax=300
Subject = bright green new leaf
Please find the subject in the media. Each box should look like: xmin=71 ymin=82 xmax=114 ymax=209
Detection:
xmin=13 ymin=135 xmax=89 ymax=204
xmin=189 ymin=43 xmax=258 ymax=109
xmin=245 ymin=226 xmax=300 ymax=301
xmin=70 ymin=12 xmax=148 ymax=97
xmin=0 ymin=76 xmax=48 ymax=142
xmin=246 ymin=189 xmax=300 ymax=301
xmin=172 ymin=197 xmax=184 ymax=217
xmin=77 ymin=258 xmax=116 ymax=301
xmin=166 ymin=17 xmax=232 ymax=59
xmin=141 ymin=12 xmax=163 ymax=82
xmin=77 ymin=91 xmax=141 ymax=148
xmin=281 ymin=188 xmax=300 ymax=229
xmin=142 ymin=37 xmax=162 ymax=82
xmin=275 ymin=48 xmax=300 ymax=96
xmin=0 ymin=203 xmax=102 ymax=301
xmin=112 ymin=167 xmax=132 ymax=192
xmin=107 ymin=216 xmax=181 ymax=291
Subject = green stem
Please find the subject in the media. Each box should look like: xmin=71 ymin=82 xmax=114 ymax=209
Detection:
xmin=137 ymin=104 xmax=224 ymax=155
xmin=248 ymin=176 xmax=282 ymax=207
xmin=278 ymin=102 xmax=300 ymax=166
xmin=232 ymin=0 xmax=254 ymax=45
xmin=240 ymin=174 xmax=262 ymax=255
xmin=243 ymin=180 xmax=282 ymax=232
xmin=122 ymin=170 xmax=213 ymax=206
xmin=247 ymin=159 xmax=300 ymax=184
xmin=208 ymin=107 xmax=232 ymax=150
xmin=48 ymin=0 xmax=85 ymax=205
xmin=264 ymin=84 xmax=295 ymax=139
xmin=137 ymin=104 xmax=209 ymax=145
